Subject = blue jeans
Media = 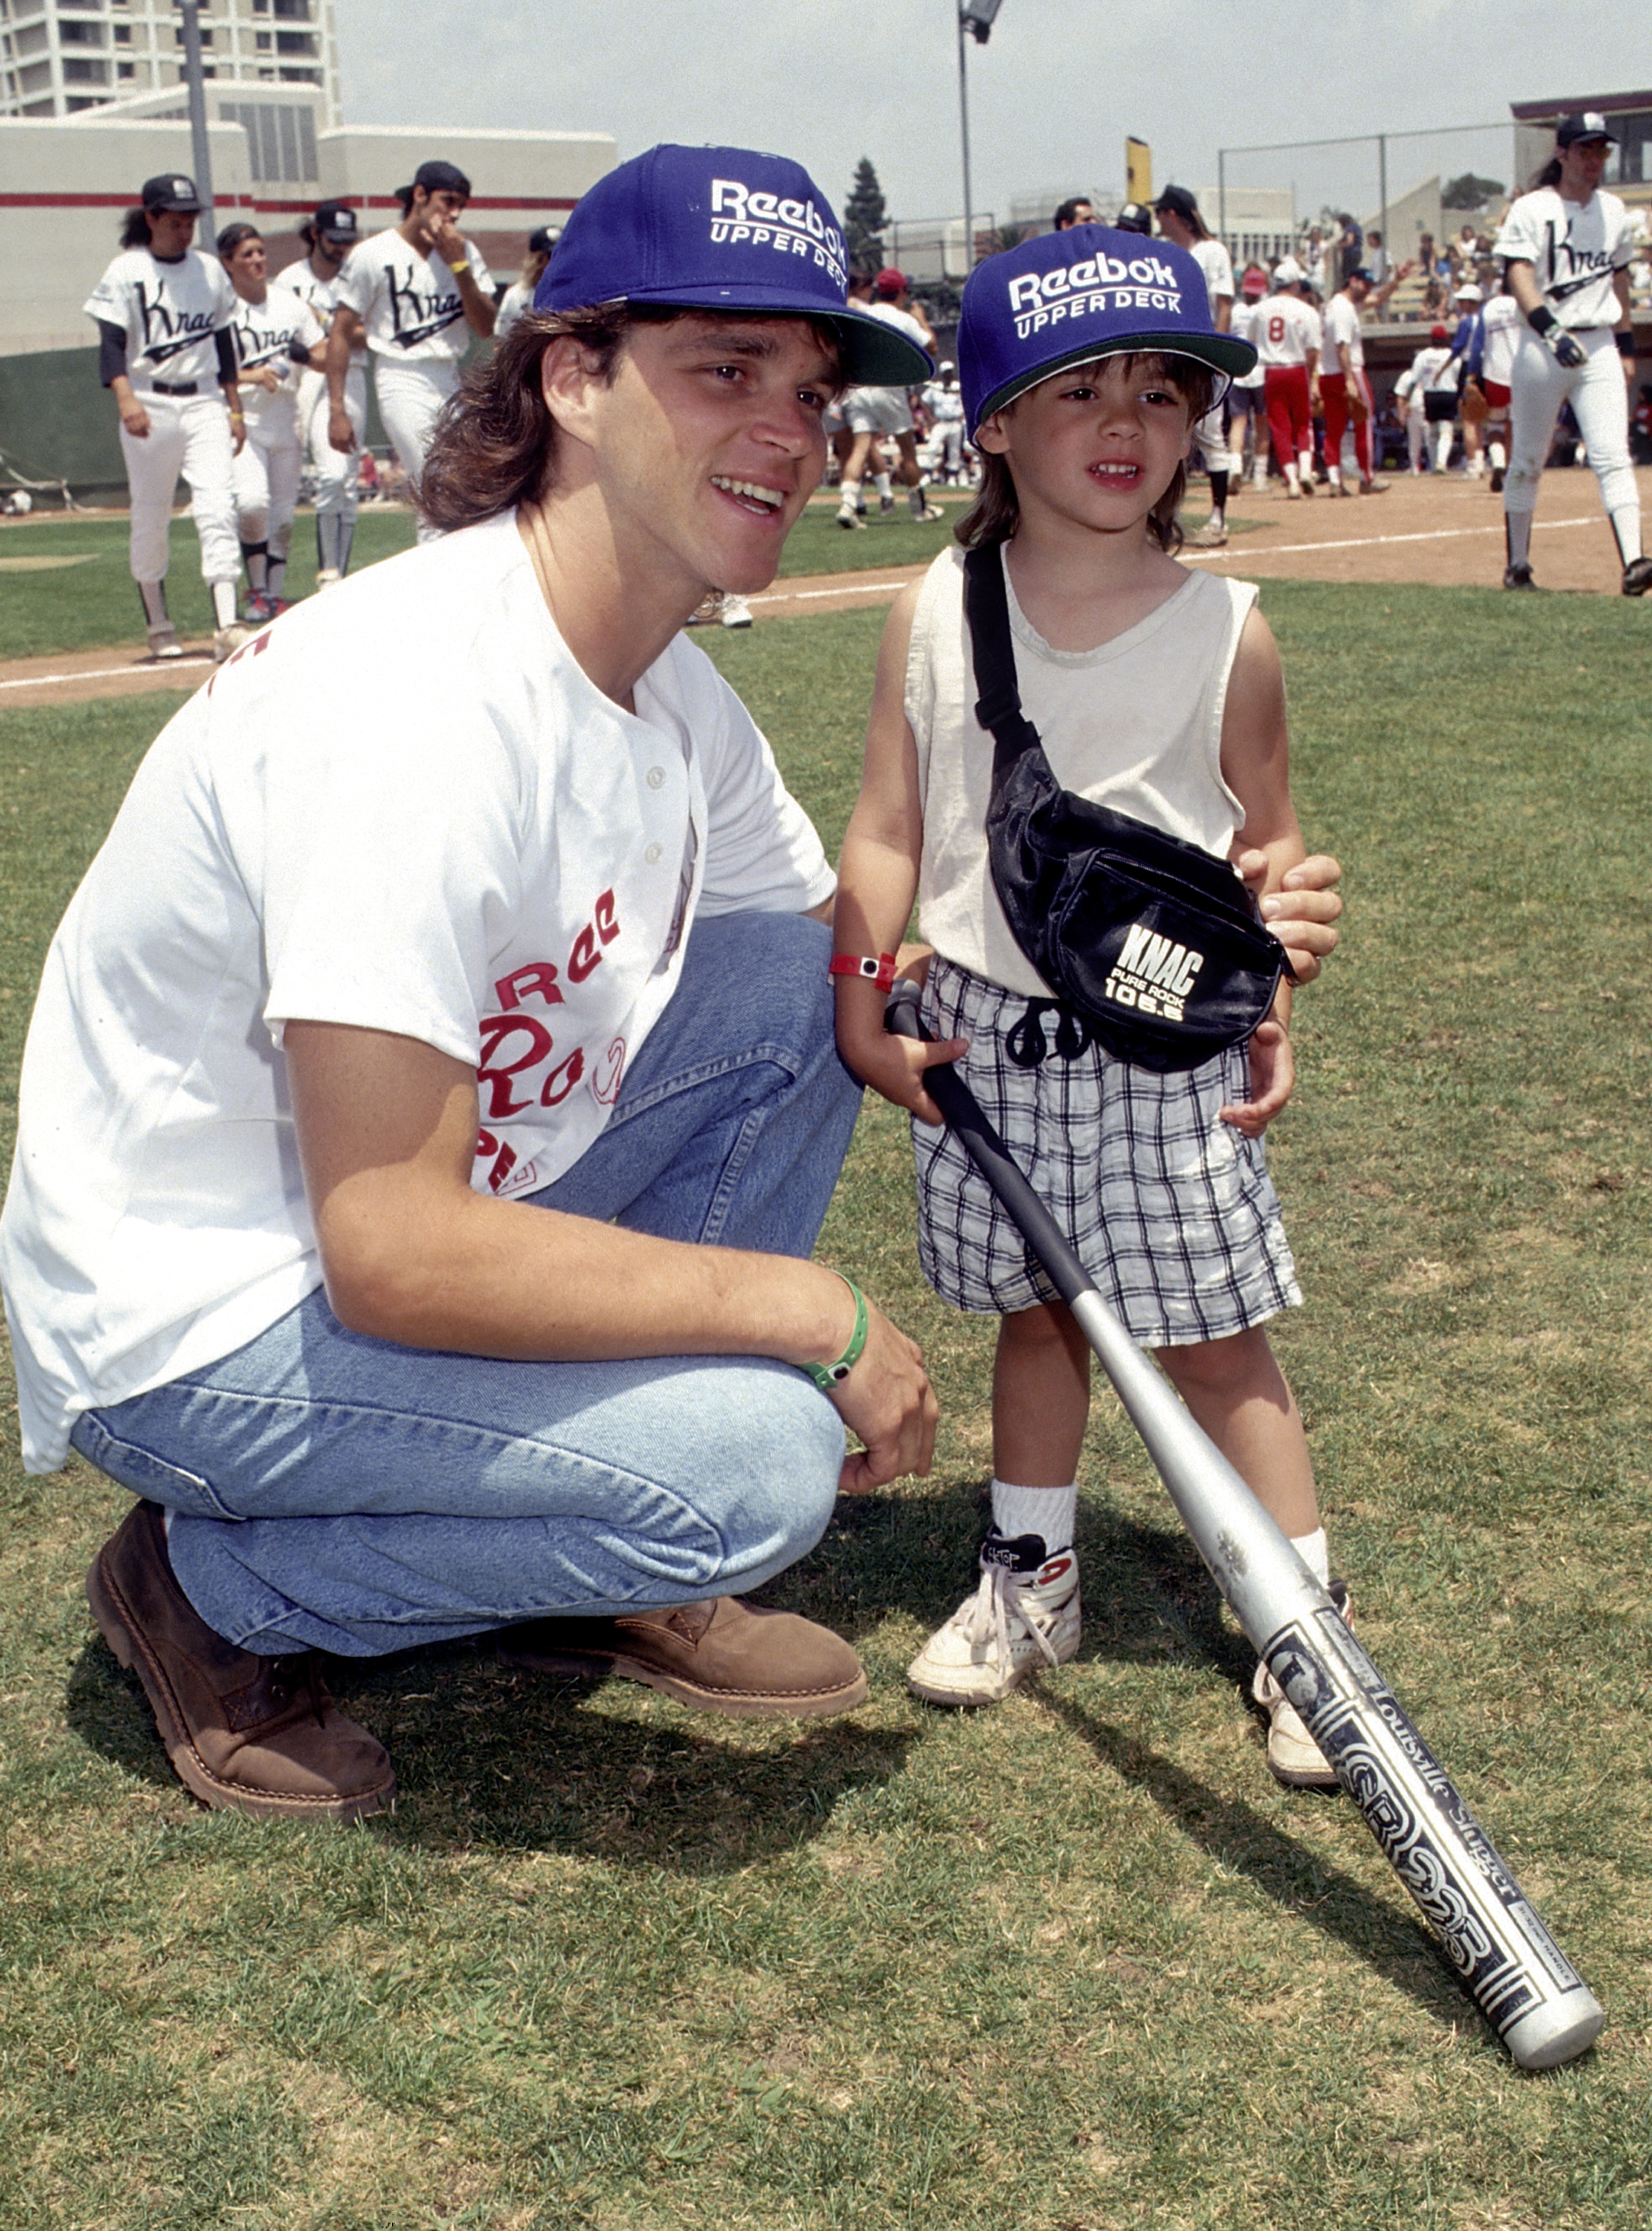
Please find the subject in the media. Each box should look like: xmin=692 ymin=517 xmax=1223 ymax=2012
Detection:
xmin=71 ymin=911 xmax=863 ymax=1657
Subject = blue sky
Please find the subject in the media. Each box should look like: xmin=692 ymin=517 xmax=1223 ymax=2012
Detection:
xmin=332 ymin=1 xmax=1647 ymax=229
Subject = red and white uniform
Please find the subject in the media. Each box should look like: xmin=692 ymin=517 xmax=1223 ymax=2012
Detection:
xmin=1320 ymin=288 xmax=1373 ymax=480
xmin=1256 ymin=292 xmax=1321 ymax=477
xmin=1480 ymin=293 xmax=1521 ymax=407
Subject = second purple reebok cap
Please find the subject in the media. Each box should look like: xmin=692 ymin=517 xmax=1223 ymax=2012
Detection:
xmin=538 ymin=144 xmax=932 ymax=386
xmin=958 ymin=225 xmax=1256 ymax=434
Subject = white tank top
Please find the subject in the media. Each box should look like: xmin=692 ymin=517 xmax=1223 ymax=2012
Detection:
xmin=905 ymin=544 xmax=1256 ymax=997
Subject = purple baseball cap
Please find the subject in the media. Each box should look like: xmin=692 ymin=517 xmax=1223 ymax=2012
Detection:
xmin=958 ymin=225 xmax=1256 ymax=435
xmin=538 ymin=144 xmax=932 ymax=386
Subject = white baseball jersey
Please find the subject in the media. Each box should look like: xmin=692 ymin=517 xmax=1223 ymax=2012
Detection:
xmin=923 ymin=382 xmax=964 ymax=423
xmin=1481 ymin=293 xmax=1522 ymax=387
xmin=1253 ymin=294 xmax=1321 ymax=368
xmin=226 ymin=280 xmax=324 ymax=427
xmin=1191 ymin=236 xmax=1235 ymax=305
xmin=283 ymin=255 xmax=366 ymax=350
xmin=1321 ymin=291 xmax=1366 ymax=373
xmin=494 ymin=280 xmax=535 ymax=341
xmin=335 ymin=228 xmax=494 ymax=363
xmin=0 ymin=508 xmax=834 ymax=1471
xmin=84 ymin=247 xmax=236 ymax=389
xmin=1228 ymin=300 xmax=1265 ymax=387
xmin=1494 ymin=187 xmax=1634 ymax=329
xmin=1395 ymin=347 xmax=1453 ymax=403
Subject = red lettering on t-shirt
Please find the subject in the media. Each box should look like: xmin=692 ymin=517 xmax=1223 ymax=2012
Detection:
xmin=568 ymin=889 xmax=622 ymax=982
xmin=474 ymin=1127 xmax=518 ymax=1193
xmin=492 ymin=962 xmax=564 ymax=1011
xmin=540 ymin=1048 xmax=586 ymax=1107
xmin=477 ymin=1011 xmax=555 ymax=1118
xmin=595 ymin=888 xmax=619 ymax=944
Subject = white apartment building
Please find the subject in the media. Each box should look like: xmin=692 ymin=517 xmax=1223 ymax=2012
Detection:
xmin=0 ymin=0 xmax=338 ymax=125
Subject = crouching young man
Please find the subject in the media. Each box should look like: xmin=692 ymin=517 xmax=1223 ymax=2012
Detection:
xmin=0 ymin=146 xmax=942 ymax=1822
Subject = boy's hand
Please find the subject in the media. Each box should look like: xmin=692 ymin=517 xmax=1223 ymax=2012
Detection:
xmin=1238 ymin=850 xmax=1343 ymax=982
xmin=841 ymin=1024 xmax=971 ymax=1127
xmin=1219 ymin=1018 xmax=1294 ymax=1136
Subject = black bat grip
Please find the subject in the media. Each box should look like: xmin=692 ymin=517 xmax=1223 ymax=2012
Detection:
xmin=883 ymin=979 xmax=1097 ymax=1312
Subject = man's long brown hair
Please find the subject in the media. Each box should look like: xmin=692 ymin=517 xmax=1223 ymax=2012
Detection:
xmin=955 ymin=352 xmax=1217 ymax=556
xmin=418 ymin=306 xmax=845 ymax=535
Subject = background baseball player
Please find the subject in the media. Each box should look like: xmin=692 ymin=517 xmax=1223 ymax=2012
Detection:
xmin=219 ymin=223 xmax=326 ymax=622
xmin=284 ymin=200 xmax=365 ymax=586
xmin=1320 ymin=262 xmax=1407 ymax=495
xmin=1393 ymin=326 xmax=1454 ymax=473
xmin=326 ymin=159 xmax=497 ymax=543
xmin=835 ymin=269 xmax=940 ymax=529
xmin=1228 ymin=267 xmax=1271 ymax=487
xmin=1471 ymin=287 xmax=1523 ymax=492
xmin=85 ymin=174 xmax=245 ymax=660
xmin=1153 ymin=186 xmax=1235 ymax=545
xmin=1254 ymin=259 xmax=1322 ymax=498
xmin=1495 ymin=112 xmax=1650 ymax=596
xmin=494 ymin=226 xmax=558 ymax=341
xmin=922 ymin=360 xmax=968 ymax=484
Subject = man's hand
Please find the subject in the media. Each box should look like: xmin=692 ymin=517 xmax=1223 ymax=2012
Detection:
xmin=328 ymin=405 xmax=357 ymax=455
xmin=430 ymin=214 xmax=469 ymax=270
xmin=119 ymin=398 xmax=151 ymax=439
xmin=829 ymin=1299 xmax=939 ymax=1493
xmin=1219 ymin=1017 xmax=1294 ymax=1136
xmin=1237 ymin=850 xmax=1343 ymax=985
xmin=244 ymin=365 xmax=283 ymax=393
xmin=1552 ymin=329 xmax=1587 ymax=370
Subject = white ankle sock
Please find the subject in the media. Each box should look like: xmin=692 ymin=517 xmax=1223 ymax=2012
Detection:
xmin=874 ymin=471 xmax=892 ymax=500
xmin=839 ymin=479 xmax=860 ymax=507
xmin=1291 ymin=1527 xmax=1330 ymax=1585
xmin=991 ymin=1478 xmax=1077 ymax=1552
xmin=210 ymin=579 xmax=238 ymax=628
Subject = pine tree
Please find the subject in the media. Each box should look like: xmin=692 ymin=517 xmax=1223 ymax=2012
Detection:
xmin=844 ymin=158 xmax=888 ymax=275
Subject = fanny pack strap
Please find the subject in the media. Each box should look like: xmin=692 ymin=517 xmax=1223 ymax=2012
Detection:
xmin=963 ymin=543 xmax=1041 ymax=786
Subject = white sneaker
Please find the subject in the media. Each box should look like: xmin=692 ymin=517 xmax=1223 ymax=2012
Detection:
xmin=213 ymin=623 xmax=253 ymax=663
xmin=146 ymin=624 xmax=183 ymax=661
xmin=907 ymin=1530 xmax=1081 ymax=1706
xmin=909 ymin=500 xmax=945 ymax=523
xmin=1251 ymin=1580 xmax=1350 ymax=1790
xmin=314 ymin=567 xmax=341 ymax=590
xmin=836 ymin=502 xmax=866 ymax=530
xmin=719 ymin=594 xmax=752 ymax=628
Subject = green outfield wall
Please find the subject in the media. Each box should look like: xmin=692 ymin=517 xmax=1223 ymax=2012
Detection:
xmin=0 ymin=346 xmax=392 ymax=503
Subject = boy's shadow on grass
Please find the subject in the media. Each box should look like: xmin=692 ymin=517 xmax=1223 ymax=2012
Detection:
xmin=64 ymin=1632 xmax=915 ymax=1876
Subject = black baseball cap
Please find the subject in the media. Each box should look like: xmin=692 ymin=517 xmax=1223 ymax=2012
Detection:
xmin=312 ymin=200 xmax=359 ymax=245
xmin=1153 ymin=184 xmax=1200 ymax=222
xmin=1555 ymin=112 xmax=1618 ymax=148
xmin=141 ymin=173 xmax=202 ymax=215
xmin=1115 ymin=202 xmax=1152 ymax=235
xmin=399 ymin=158 xmax=471 ymax=200
xmin=527 ymin=225 xmax=558 ymax=257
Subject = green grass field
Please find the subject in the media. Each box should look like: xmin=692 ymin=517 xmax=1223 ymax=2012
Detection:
xmin=1 ymin=579 xmax=1650 ymax=2229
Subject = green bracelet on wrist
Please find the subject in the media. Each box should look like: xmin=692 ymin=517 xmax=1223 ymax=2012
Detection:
xmin=801 ymin=1273 xmax=868 ymax=1392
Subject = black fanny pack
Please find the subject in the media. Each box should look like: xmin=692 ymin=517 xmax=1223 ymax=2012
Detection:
xmin=966 ymin=542 xmax=1291 ymax=1075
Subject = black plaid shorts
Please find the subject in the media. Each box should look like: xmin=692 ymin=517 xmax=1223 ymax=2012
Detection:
xmin=913 ymin=956 xmax=1303 ymax=1345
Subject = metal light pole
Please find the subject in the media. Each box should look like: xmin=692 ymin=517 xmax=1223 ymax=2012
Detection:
xmin=176 ymin=1 xmax=216 ymax=248
xmin=957 ymin=0 xmax=1003 ymax=277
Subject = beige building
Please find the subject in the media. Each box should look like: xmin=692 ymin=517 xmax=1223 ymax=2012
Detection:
xmin=0 ymin=0 xmax=338 ymax=121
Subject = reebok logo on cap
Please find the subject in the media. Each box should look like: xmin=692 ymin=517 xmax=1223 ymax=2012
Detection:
xmin=1004 ymin=247 xmax=1184 ymax=340
xmin=706 ymin=176 xmax=846 ymax=286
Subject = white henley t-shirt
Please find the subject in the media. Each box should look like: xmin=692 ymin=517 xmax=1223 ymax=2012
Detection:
xmin=0 ymin=509 xmax=833 ymax=1469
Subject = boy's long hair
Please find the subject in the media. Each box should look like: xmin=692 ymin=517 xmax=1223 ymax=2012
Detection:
xmin=419 ymin=305 xmax=844 ymax=535
xmin=120 ymin=207 xmax=154 ymax=250
xmin=955 ymin=352 xmax=1218 ymax=557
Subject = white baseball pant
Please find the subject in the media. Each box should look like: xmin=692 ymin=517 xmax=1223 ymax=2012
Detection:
xmin=372 ymin=358 xmax=461 ymax=544
xmin=1191 ymin=399 xmax=1232 ymax=474
xmin=300 ymin=361 xmax=367 ymax=523
xmin=1504 ymin=327 xmax=1639 ymax=556
xmin=119 ymin=389 xmax=240 ymax=587
xmin=230 ymin=410 xmax=303 ymax=564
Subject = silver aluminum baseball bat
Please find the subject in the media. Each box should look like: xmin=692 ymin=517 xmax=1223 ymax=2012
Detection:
xmin=885 ymin=981 xmax=1602 ymax=2070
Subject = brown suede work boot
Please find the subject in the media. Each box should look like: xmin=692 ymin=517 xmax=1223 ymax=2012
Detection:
xmin=87 ymin=1500 xmax=396 ymax=1823
xmin=497 ymin=1597 xmax=868 ymax=1719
